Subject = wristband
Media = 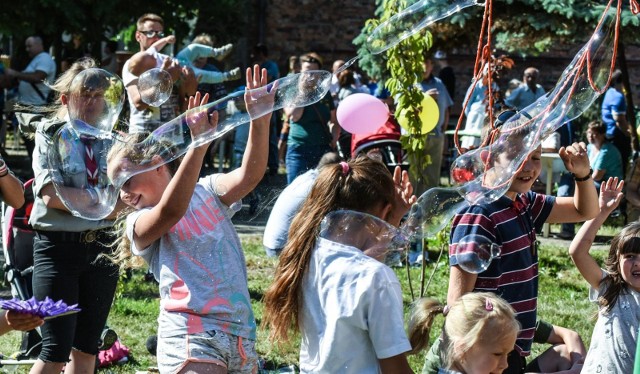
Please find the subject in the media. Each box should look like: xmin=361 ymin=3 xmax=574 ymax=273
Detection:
xmin=572 ymin=168 xmax=593 ymax=182
xmin=0 ymin=159 xmax=8 ymax=177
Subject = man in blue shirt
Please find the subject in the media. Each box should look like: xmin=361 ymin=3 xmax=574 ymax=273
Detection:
xmin=601 ymin=69 xmax=631 ymax=175
xmin=505 ymin=67 xmax=546 ymax=110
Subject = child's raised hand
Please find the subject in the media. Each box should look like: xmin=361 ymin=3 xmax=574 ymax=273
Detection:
xmin=185 ymin=92 xmax=218 ymax=142
xmin=599 ymin=177 xmax=624 ymax=214
xmin=244 ymin=64 xmax=276 ymax=121
xmin=389 ymin=166 xmax=417 ymax=227
xmin=164 ymin=35 xmax=176 ymax=44
xmin=559 ymin=142 xmax=591 ymax=177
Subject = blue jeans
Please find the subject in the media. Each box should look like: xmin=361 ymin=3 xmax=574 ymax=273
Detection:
xmin=557 ymin=173 xmax=575 ymax=234
xmin=32 ymin=231 xmax=119 ymax=362
xmin=285 ymin=143 xmax=331 ymax=184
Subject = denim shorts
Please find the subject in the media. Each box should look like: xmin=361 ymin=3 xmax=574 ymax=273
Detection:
xmin=157 ymin=330 xmax=258 ymax=374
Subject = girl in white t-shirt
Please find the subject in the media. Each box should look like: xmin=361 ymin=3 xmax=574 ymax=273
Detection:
xmin=408 ymin=292 xmax=520 ymax=374
xmin=107 ymin=65 xmax=273 ymax=374
xmin=569 ymin=177 xmax=640 ymax=373
xmin=263 ymin=156 xmax=417 ymax=373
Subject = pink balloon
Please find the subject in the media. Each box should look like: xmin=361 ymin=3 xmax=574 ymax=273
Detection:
xmin=337 ymin=93 xmax=389 ymax=134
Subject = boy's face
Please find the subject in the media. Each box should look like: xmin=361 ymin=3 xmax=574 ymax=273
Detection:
xmin=506 ymin=145 xmax=542 ymax=198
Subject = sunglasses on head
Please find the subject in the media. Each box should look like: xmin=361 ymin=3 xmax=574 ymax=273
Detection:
xmin=494 ymin=110 xmax=532 ymax=128
xmin=139 ymin=30 xmax=165 ymax=38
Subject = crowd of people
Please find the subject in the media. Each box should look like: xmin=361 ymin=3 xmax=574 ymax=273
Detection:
xmin=0 ymin=10 xmax=638 ymax=374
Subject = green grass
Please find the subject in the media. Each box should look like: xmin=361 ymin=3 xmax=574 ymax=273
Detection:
xmin=0 ymin=233 xmax=608 ymax=372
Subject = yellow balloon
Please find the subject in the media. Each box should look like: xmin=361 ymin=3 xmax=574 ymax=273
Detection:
xmin=397 ymin=94 xmax=440 ymax=134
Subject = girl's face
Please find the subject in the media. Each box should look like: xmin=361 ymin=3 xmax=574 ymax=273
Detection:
xmin=619 ymin=252 xmax=640 ymax=292
xmin=118 ymin=163 xmax=171 ymax=210
xmin=505 ymin=146 xmax=542 ymax=199
xmin=65 ymin=89 xmax=106 ymax=125
xmin=457 ymin=329 xmax=517 ymax=374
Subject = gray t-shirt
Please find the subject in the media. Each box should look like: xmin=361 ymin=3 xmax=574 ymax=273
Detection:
xmin=583 ymin=270 xmax=640 ymax=373
xmin=127 ymin=174 xmax=256 ymax=340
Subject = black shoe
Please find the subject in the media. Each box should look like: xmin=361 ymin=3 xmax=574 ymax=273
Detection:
xmin=98 ymin=327 xmax=118 ymax=351
xmin=554 ymin=231 xmax=574 ymax=240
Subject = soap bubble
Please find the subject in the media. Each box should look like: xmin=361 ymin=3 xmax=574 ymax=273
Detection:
xmin=47 ymin=125 xmax=119 ymax=219
xmin=402 ymin=187 xmax=469 ymax=239
xmin=67 ymin=68 xmax=124 ymax=133
xmin=367 ymin=0 xmax=482 ymax=54
xmin=319 ymin=210 xmax=409 ymax=262
xmin=138 ymin=68 xmax=173 ymax=107
xmin=51 ymin=69 xmax=333 ymax=220
xmin=451 ymin=234 xmax=500 ymax=273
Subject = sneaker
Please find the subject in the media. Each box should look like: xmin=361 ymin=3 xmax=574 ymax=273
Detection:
xmin=98 ymin=327 xmax=118 ymax=351
xmin=214 ymin=43 xmax=233 ymax=61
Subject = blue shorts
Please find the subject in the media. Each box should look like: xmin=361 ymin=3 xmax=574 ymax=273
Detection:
xmin=157 ymin=330 xmax=258 ymax=374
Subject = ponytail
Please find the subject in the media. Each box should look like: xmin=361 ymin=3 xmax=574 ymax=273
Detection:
xmin=263 ymin=156 xmax=395 ymax=345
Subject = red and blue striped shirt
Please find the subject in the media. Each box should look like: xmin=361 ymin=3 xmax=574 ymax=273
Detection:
xmin=449 ymin=191 xmax=555 ymax=356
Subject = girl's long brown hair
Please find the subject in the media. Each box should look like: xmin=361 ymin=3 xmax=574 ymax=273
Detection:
xmin=262 ymin=156 xmax=395 ymax=344
xmin=599 ymin=221 xmax=640 ymax=313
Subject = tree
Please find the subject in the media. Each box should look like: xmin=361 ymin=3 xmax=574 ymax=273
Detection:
xmin=0 ymin=0 xmax=249 ymax=70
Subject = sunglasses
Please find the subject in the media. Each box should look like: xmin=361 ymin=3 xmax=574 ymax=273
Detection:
xmin=139 ymin=30 xmax=165 ymax=38
xmin=302 ymin=56 xmax=321 ymax=65
xmin=494 ymin=110 xmax=532 ymax=128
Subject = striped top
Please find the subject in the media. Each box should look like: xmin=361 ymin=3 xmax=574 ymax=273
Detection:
xmin=449 ymin=191 xmax=555 ymax=355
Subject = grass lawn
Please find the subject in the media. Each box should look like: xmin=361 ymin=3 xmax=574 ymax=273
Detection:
xmin=0 ymin=233 xmax=607 ymax=373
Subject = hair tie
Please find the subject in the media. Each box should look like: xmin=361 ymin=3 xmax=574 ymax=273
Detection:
xmin=443 ymin=305 xmax=450 ymax=316
xmin=485 ymin=298 xmax=494 ymax=312
xmin=340 ymin=161 xmax=350 ymax=176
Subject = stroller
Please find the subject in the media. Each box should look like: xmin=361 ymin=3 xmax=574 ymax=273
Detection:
xmin=351 ymin=116 xmax=408 ymax=172
xmin=0 ymin=179 xmax=117 ymax=369
xmin=1 ymin=179 xmax=39 ymax=366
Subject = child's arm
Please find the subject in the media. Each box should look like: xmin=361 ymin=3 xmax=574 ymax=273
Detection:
xmin=569 ymin=177 xmax=623 ymax=290
xmin=132 ymin=92 xmax=218 ymax=250
xmin=149 ymin=35 xmax=176 ymax=54
xmin=447 ymin=266 xmax=477 ymax=305
xmin=214 ymin=65 xmax=274 ymax=207
xmin=379 ymin=355 xmax=413 ymax=374
xmin=547 ymin=142 xmax=599 ymax=223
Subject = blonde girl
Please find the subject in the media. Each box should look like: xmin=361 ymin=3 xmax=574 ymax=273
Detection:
xmin=408 ymin=292 xmax=520 ymax=374
xmin=107 ymin=65 xmax=272 ymax=374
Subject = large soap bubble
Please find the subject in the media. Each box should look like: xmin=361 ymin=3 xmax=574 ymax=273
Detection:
xmin=319 ymin=210 xmax=409 ymax=262
xmin=366 ymin=0 xmax=482 ymax=54
xmin=451 ymin=234 xmax=501 ymax=273
xmin=67 ymin=68 xmax=125 ymax=133
xmin=138 ymin=68 xmax=173 ymax=107
xmin=47 ymin=125 xmax=119 ymax=220
xmin=50 ymin=69 xmax=333 ymax=219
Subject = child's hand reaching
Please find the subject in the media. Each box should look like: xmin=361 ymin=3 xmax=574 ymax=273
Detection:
xmin=388 ymin=166 xmax=417 ymax=227
xmin=598 ymin=177 xmax=624 ymax=216
xmin=559 ymin=142 xmax=591 ymax=178
xmin=185 ymin=92 xmax=218 ymax=144
xmin=244 ymin=65 xmax=276 ymax=121
xmin=163 ymin=35 xmax=176 ymax=44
